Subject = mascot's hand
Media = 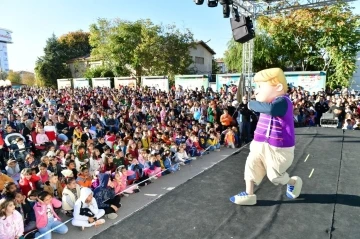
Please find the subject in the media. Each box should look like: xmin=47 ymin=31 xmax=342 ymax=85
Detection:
xmin=248 ymin=102 xmax=251 ymax=110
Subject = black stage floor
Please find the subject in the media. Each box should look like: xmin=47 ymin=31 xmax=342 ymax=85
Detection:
xmin=93 ymin=127 xmax=360 ymax=239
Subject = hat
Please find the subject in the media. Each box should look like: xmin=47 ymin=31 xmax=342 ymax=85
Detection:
xmin=61 ymin=169 xmax=74 ymax=178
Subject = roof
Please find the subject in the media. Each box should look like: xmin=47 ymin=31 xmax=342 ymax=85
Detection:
xmin=196 ymin=41 xmax=216 ymax=55
xmin=66 ymin=54 xmax=93 ymax=63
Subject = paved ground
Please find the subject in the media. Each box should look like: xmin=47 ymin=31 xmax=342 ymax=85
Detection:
xmin=92 ymin=127 xmax=360 ymax=239
xmin=51 ymin=147 xmax=240 ymax=239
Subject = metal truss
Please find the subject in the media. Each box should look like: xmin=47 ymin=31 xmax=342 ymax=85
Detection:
xmin=234 ymin=0 xmax=356 ymax=96
xmin=233 ymin=0 xmax=357 ymax=17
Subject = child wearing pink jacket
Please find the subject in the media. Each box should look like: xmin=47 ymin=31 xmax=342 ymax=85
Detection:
xmin=0 ymin=198 xmax=24 ymax=239
xmin=113 ymin=166 xmax=140 ymax=196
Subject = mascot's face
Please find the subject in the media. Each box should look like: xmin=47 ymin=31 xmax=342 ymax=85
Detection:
xmin=254 ymin=81 xmax=284 ymax=103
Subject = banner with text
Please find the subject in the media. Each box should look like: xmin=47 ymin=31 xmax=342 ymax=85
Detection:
xmin=286 ymin=71 xmax=326 ymax=93
xmin=57 ymin=79 xmax=72 ymax=89
xmin=175 ymin=75 xmax=209 ymax=90
xmin=73 ymin=78 xmax=89 ymax=88
xmin=216 ymin=71 xmax=326 ymax=93
xmin=141 ymin=76 xmax=169 ymax=92
xmin=92 ymin=78 xmax=111 ymax=88
xmin=114 ymin=77 xmax=137 ymax=89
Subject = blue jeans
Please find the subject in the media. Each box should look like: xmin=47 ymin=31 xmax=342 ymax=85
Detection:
xmin=35 ymin=217 xmax=68 ymax=239
xmin=208 ymin=143 xmax=220 ymax=151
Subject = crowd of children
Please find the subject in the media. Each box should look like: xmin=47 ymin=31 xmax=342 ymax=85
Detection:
xmin=0 ymin=85 xmax=243 ymax=239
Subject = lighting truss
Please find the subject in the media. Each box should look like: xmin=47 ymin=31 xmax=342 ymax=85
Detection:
xmin=230 ymin=0 xmax=357 ymax=100
xmin=232 ymin=0 xmax=357 ymax=18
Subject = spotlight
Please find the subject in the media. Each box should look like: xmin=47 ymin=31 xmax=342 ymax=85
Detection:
xmin=232 ymin=5 xmax=240 ymax=21
xmin=194 ymin=0 xmax=205 ymax=5
xmin=208 ymin=0 xmax=218 ymax=7
xmin=223 ymin=4 xmax=230 ymax=18
xmin=219 ymin=0 xmax=233 ymax=4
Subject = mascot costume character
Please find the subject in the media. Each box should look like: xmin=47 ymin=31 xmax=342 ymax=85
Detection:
xmin=230 ymin=68 xmax=302 ymax=205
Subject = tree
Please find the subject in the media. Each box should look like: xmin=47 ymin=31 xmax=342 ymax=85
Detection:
xmin=257 ymin=2 xmax=360 ymax=88
xmin=224 ymin=34 xmax=285 ymax=73
xmin=0 ymin=71 xmax=7 ymax=80
xmin=212 ymin=58 xmax=221 ymax=74
xmin=89 ymin=18 xmax=195 ymax=80
xmin=35 ymin=31 xmax=92 ymax=86
xmin=7 ymin=70 xmax=21 ymax=84
xmin=21 ymin=72 xmax=35 ymax=86
xmin=58 ymin=31 xmax=91 ymax=59
xmin=84 ymin=66 xmax=115 ymax=78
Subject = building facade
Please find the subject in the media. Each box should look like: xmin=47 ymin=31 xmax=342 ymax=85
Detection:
xmin=0 ymin=28 xmax=12 ymax=73
xmin=215 ymin=58 xmax=228 ymax=74
xmin=188 ymin=41 xmax=216 ymax=75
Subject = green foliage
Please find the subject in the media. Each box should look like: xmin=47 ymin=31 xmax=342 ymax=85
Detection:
xmin=257 ymin=2 xmax=360 ymax=88
xmin=212 ymin=58 xmax=221 ymax=74
xmin=21 ymin=73 xmax=35 ymax=86
xmin=7 ymin=70 xmax=21 ymax=84
xmin=89 ymin=18 xmax=195 ymax=80
xmin=84 ymin=66 xmax=115 ymax=78
xmin=35 ymin=31 xmax=91 ymax=86
xmin=0 ymin=71 xmax=7 ymax=80
xmin=224 ymin=34 xmax=284 ymax=73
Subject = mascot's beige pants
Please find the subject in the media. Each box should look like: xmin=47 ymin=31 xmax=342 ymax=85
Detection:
xmin=244 ymin=141 xmax=294 ymax=186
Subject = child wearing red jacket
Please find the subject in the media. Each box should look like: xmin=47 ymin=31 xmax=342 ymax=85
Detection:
xmin=19 ymin=168 xmax=41 ymax=197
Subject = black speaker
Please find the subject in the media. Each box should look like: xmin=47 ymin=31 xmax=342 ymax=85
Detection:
xmin=223 ymin=4 xmax=230 ymax=18
xmin=230 ymin=17 xmax=255 ymax=43
xmin=208 ymin=0 xmax=218 ymax=7
xmin=194 ymin=0 xmax=205 ymax=5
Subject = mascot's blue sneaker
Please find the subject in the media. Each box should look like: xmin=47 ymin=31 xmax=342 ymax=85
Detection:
xmin=286 ymin=176 xmax=303 ymax=199
xmin=230 ymin=192 xmax=257 ymax=205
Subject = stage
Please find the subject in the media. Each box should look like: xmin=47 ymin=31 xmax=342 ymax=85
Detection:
xmin=93 ymin=127 xmax=360 ymax=239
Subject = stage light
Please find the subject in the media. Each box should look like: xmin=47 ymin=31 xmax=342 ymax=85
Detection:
xmin=208 ymin=0 xmax=218 ymax=7
xmin=232 ymin=5 xmax=240 ymax=21
xmin=194 ymin=0 xmax=205 ymax=5
xmin=223 ymin=4 xmax=230 ymax=18
xmin=219 ymin=0 xmax=233 ymax=4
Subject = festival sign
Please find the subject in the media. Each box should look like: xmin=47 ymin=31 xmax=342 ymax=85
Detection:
xmin=73 ymin=78 xmax=90 ymax=88
xmin=141 ymin=76 xmax=169 ymax=92
xmin=114 ymin=77 xmax=137 ymax=89
xmin=57 ymin=79 xmax=72 ymax=89
xmin=92 ymin=78 xmax=111 ymax=88
xmin=175 ymin=75 xmax=209 ymax=90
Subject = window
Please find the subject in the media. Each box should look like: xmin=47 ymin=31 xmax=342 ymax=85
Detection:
xmin=195 ymin=57 xmax=204 ymax=64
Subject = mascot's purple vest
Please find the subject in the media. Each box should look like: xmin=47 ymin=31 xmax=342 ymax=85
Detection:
xmin=254 ymin=95 xmax=295 ymax=148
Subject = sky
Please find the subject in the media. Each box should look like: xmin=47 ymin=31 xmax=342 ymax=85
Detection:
xmin=0 ymin=0 xmax=359 ymax=72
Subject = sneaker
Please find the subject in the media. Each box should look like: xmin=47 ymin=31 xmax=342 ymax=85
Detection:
xmin=95 ymin=219 xmax=106 ymax=226
xmin=286 ymin=176 xmax=303 ymax=199
xmin=179 ymin=162 xmax=186 ymax=166
xmin=81 ymin=226 xmax=85 ymax=231
xmin=215 ymin=149 xmax=220 ymax=152
xmin=229 ymin=192 xmax=257 ymax=205
xmin=133 ymin=189 xmax=140 ymax=193
xmin=106 ymin=213 xmax=118 ymax=220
